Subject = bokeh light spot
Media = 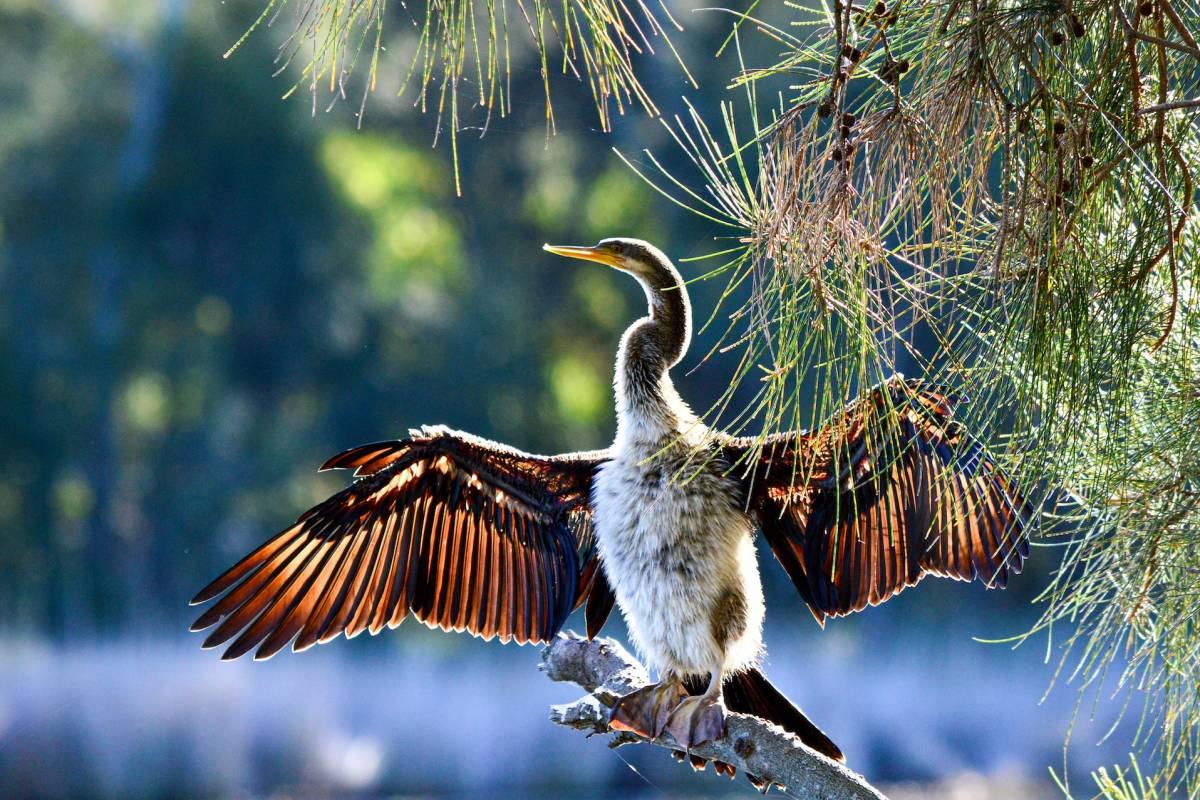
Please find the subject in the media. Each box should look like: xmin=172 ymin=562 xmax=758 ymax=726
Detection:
xmin=195 ymin=296 xmax=232 ymax=336
xmin=549 ymin=352 xmax=606 ymax=425
xmin=52 ymin=472 xmax=94 ymax=522
xmin=121 ymin=372 xmax=171 ymax=434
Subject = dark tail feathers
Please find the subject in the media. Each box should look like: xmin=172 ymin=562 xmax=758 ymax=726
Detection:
xmin=685 ymin=668 xmax=843 ymax=762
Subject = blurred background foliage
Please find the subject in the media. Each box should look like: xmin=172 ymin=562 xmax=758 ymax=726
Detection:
xmin=0 ymin=0 xmax=690 ymax=635
xmin=0 ymin=0 xmax=1182 ymax=797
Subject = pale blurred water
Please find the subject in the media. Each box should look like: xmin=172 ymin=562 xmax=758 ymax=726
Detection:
xmin=0 ymin=611 xmax=1136 ymax=799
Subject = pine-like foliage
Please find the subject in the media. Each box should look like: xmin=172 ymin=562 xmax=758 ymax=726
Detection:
xmin=236 ymin=0 xmax=1200 ymax=795
xmin=226 ymin=0 xmax=691 ymax=191
xmin=632 ymin=5 xmax=1200 ymax=795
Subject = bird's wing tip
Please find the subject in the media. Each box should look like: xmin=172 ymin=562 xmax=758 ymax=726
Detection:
xmin=189 ymin=587 xmax=220 ymax=606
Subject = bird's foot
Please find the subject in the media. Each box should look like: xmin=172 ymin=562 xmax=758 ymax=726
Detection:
xmin=609 ymin=680 xmax=688 ymax=739
xmin=665 ymin=692 xmax=727 ymax=748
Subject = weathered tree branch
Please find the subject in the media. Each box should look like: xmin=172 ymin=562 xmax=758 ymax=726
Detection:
xmin=540 ymin=632 xmax=889 ymax=799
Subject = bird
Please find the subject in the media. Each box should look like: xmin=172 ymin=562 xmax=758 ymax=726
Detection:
xmin=190 ymin=237 xmax=1030 ymax=766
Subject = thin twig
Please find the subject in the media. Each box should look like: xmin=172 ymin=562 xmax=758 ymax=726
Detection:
xmin=1137 ymin=97 xmax=1200 ymax=115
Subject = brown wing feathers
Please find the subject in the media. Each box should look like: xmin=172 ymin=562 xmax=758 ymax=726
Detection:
xmin=191 ymin=431 xmax=606 ymax=659
xmin=748 ymin=379 xmax=1031 ymax=622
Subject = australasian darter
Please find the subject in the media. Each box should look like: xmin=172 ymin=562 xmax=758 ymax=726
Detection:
xmin=191 ymin=238 xmax=1030 ymax=766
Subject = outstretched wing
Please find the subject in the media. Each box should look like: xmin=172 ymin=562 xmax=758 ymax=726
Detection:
xmin=191 ymin=426 xmax=608 ymax=659
xmin=726 ymin=378 xmax=1031 ymax=623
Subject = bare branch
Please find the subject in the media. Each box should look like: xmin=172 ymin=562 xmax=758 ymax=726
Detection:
xmin=540 ymin=632 xmax=889 ymax=799
xmin=1137 ymin=97 xmax=1200 ymax=115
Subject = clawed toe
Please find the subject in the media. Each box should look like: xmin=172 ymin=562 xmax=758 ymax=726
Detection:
xmin=666 ymin=694 xmax=727 ymax=748
xmin=610 ymin=681 xmax=688 ymax=739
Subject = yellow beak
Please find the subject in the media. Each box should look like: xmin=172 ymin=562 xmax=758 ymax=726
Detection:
xmin=543 ymin=243 xmax=622 ymax=269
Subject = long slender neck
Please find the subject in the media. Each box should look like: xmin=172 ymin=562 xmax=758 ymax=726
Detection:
xmin=614 ymin=263 xmax=693 ymax=445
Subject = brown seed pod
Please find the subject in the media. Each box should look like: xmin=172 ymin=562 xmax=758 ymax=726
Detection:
xmin=842 ymin=45 xmax=862 ymax=62
xmin=874 ymin=1 xmax=887 ymax=15
xmin=1051 ymin=31 xmax=1064 ymax=45
xmin=897 ymin=58 xmax=910 ymax=73
xmin=1060 ymin=178 xmax=1072 ymax=192
xmin=1081 ymin=154 xmax=1095 ymax=168
xmin=845 ymin=142 xmax=856 ymax=155
xmin=830 ymin=147 xmax=844 ymax=162
xmin=841 ymin=125 xmax=852 ymax=138
xmin=1138 ymin=1 xmax=1154 ymax=16
xmin=1070 ymin=16 xmax=1086 ymax=37
xmin=842 ymin=112 xmax=856 ymax=126
xmin=1053 ymin=119 xmax=1066 ymax=135
xmin=818 ymin=101 xmax=833 ymax=118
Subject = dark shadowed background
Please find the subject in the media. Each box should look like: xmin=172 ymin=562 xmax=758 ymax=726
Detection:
xmin=0 ymin=1 xmax=1136 ymax=796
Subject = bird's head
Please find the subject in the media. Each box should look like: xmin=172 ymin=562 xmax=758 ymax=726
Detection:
xmin=543 ymin=238 xmax=676 ymax=286
xmin=544 ymin=237 xmax=691 ymax=368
